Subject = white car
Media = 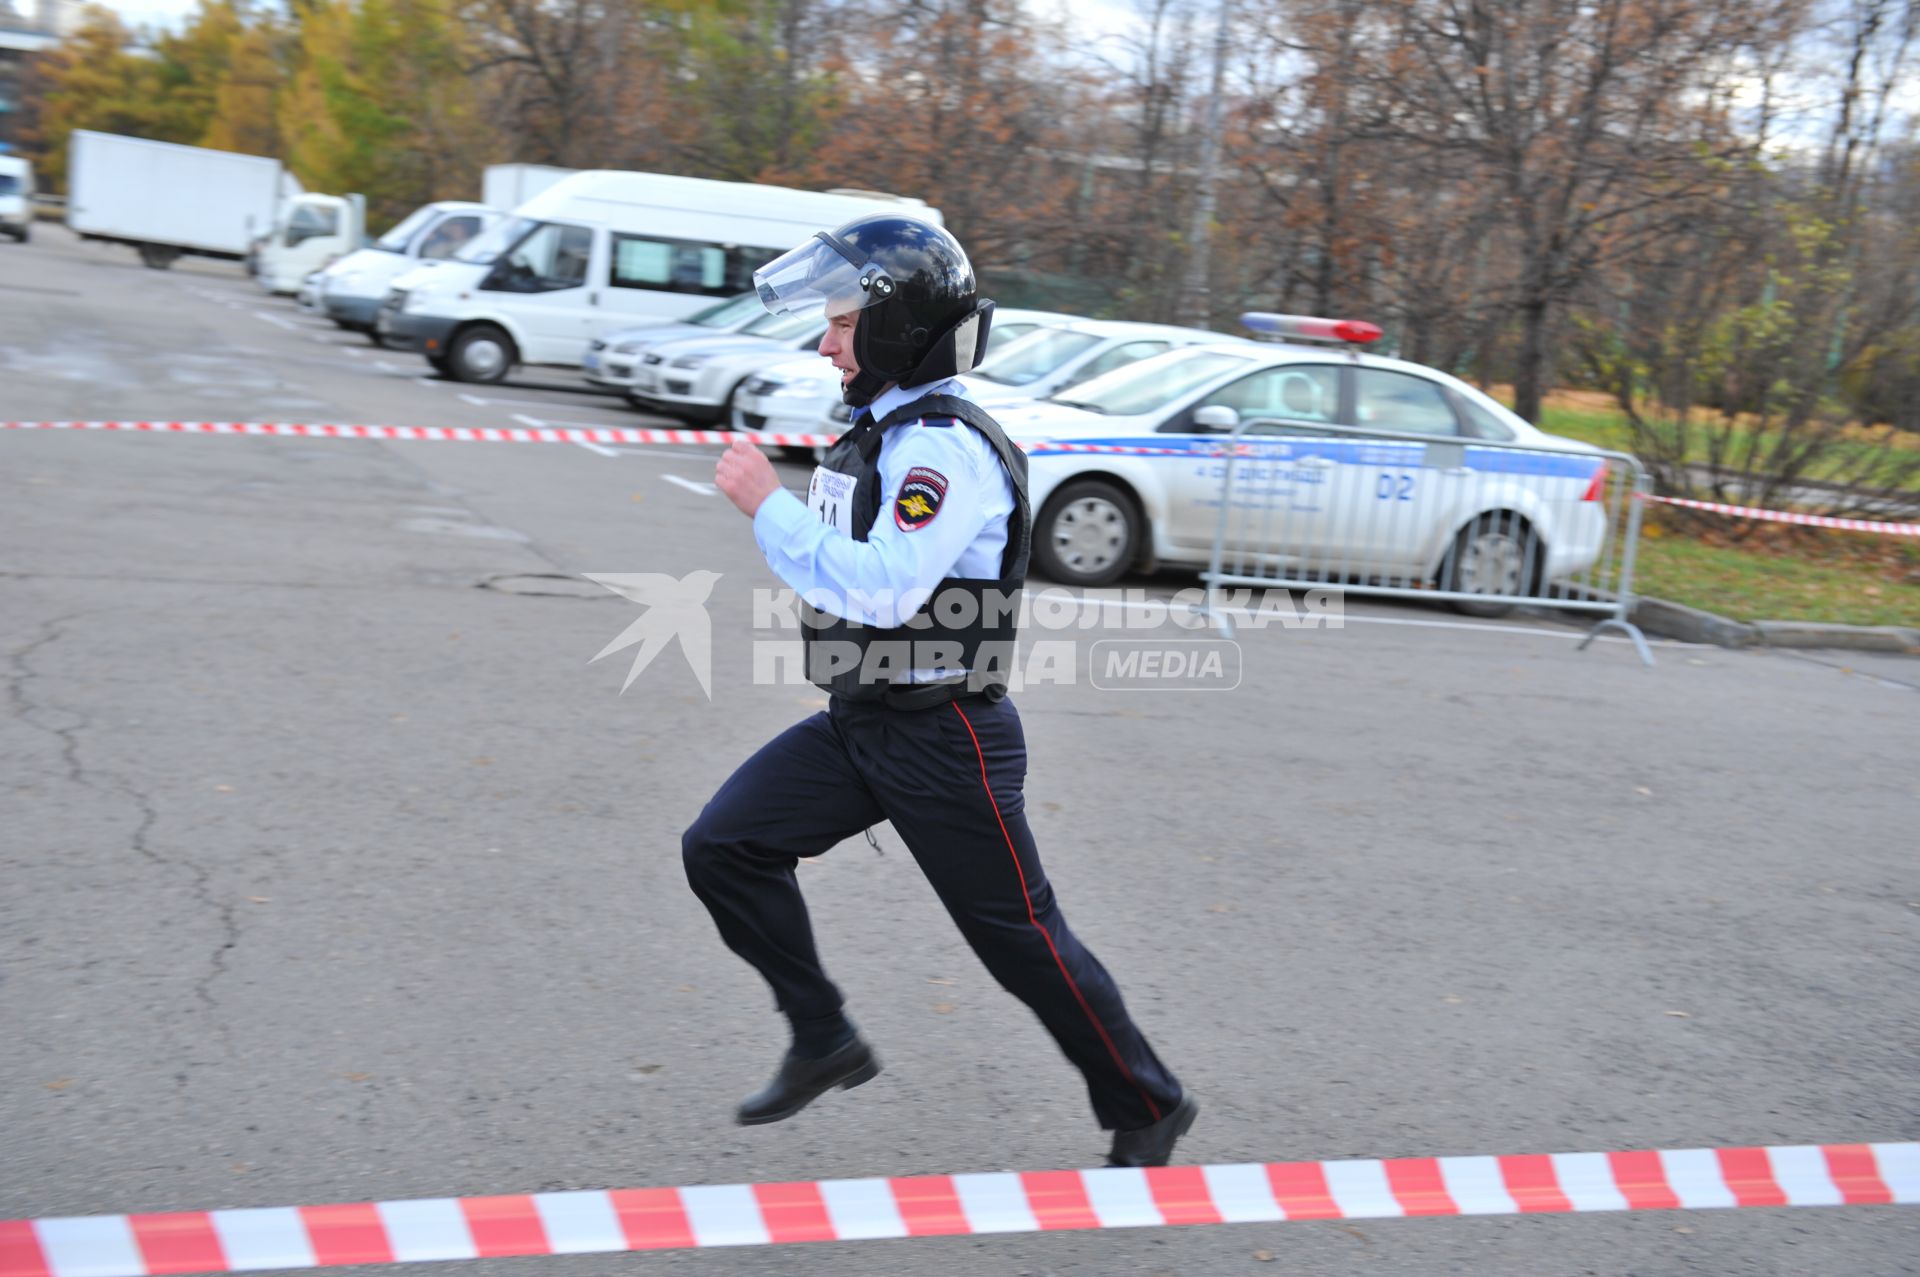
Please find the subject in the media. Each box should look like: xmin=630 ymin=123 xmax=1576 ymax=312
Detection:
xmin=967 ymin=318 xmax=1249 ymax=407
xmin=319 ymin=201 xmax=499 ymax=334
xmin=990 ymin=318 xmax=1610 ymax=613
xmin=625 ymin=311 xmax=827 ymax=422
xmin=731 ymin=307 xmax=1082 ymax=442
xmin=583 ymin=291 xmax=764 ymax=390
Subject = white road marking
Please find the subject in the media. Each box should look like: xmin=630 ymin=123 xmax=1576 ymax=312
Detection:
xmin=416 ymin=377 xmax=443 ymax=388
xmin=511 ymin=413 xmax=546 ymax=429
xmin=661 ymin=474 xmax=717 ymax=497
xmin=573 ymin=440 xmax=625 ymax=458
xmin=251 ymin=310 xmax=298 ymax=331
xmin=374 ymin=360 xmax=402 ymax=372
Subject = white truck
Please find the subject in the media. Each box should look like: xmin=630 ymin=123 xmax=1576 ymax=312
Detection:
xmin=481 ymin=164 xmax=575 ymax=211
xmin=64 ymin=131 xmax=358 ymax=287
xmin=0 ymin=155 xmax=33 ymax=242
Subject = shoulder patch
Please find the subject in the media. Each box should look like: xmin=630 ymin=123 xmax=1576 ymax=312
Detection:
xmin=894 ymin=466 xmax=949 ymax=531
xmin=920 ymin=415 xmax=959 ymax=428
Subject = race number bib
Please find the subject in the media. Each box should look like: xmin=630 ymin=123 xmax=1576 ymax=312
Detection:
xmin=807 ymin=467 xmax=857 ymax=538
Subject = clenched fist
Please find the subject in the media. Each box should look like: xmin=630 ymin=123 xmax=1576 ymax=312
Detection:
xmin=714 ymin=437 xmax=782 ymax=517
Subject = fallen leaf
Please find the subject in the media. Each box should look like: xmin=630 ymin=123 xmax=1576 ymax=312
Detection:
xmin=1674 ymin=1225 xmax=1694 ymax=1234
xmin=214 ymin=784 xmax=234 ymax=793
xmin=1665 ymin=1010 xmax=1691 ymax=1018
xmin=633 ymin=1064 xmax=662 ymax=1075
xmin=1634 ymin=786 xmax=1653 ymax=797
xmin=45 ymin=1078 xmax=72 ymax=1091
xmin=1207 ymin=904 xmax=1234 ymax=914
xmin=1253 ymin=1250 xmax=1275 ymax=1262
xmin=926 ymin=978 xmax=956 ymax=986
xmin=247 ymin=896 xmax=270 ymax=904
xmin=341 ymin=1072 xmax=372 ymax=1082
xmin=470 ymin=757 xmax=493 ymax=766
xmin=1442 ymin=995 xmax=1466 ymax=1005
xmin=933 ymin=1003 xmax=955 ymax=1014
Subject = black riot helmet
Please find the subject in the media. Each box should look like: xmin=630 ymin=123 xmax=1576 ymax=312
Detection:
xmin=754 ymin=213 xmax=995 ymax=407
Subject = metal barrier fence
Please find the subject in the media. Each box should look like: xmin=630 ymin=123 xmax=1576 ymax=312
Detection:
xmin=1201 ymin=418 xmax=1655 ymax=664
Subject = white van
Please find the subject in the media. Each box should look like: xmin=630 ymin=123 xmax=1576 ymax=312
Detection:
xmin=316 ymin=200 xmax=500 ymax=332
xmin=255 ymin=192 xmax=365 ymax=295
xmin=377 ymin=170 xmax=939 ymax=382
xmin=0 ymin=155 xmax=36 ymax=242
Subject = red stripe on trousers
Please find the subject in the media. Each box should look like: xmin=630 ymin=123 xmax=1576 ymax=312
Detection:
xmin=950 ymin=702 xmax=1163 ymax=1124
xmin=0 ymin=1220 xmax=53 ymax=1277
xmin=1382 ymin=1158 xmax=1460 ymax=1215
xmin=1144 ymin=1166 xmax=1224 ymax=1226
xmin=1498 ymin=1155 xmax=1572 ymax=1212
xmin=1716 ymin=1148 xmax=1788 ymax=1207
xmin=458 ymin=1196 xmax=549 ymax=1258
xmin=751 ymin=1183 xmax=836 ymax=1244
xmin=1266 ymin=1160 xmax=1343 ymax=1219
xmin=606 ymin=1189 xmax=696 ymax=1251
xmin=129 ymin=1213 xmax=227 ymax=1275
xmin=1824 ymin=1145 xmax=1895 ymax=1205
xmin=888 ymin=1176 xmax=970 ymax=1236
xmin=298 ymin=1204 xmax=393 ymax=1267
xmin=1019 ymin=1172 xmax=1100 ymax=1230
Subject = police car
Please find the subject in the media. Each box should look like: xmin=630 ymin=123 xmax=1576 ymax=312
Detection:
xmin=995 ymin=315 xmax=1611 ymax=615
xmin=968 ymin=318 xmax=1253 ymax=406
xmin=625 ymin=311 xmax=827 ymax=423
xmin=730 ymin=308 xmax=1082 ymax=441
xmin=582 ymin=291 xmax=764 ymax=390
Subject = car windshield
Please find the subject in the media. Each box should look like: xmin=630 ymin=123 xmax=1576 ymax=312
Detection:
xmin=1049 ymin=349 xmax=1254 ymax=416
xmin=742 ymin=310 xmax=820 ymax=340
xmin=374 ymin=206 xmax=440 ymax=254
xmin=0 ymin=175 xmax=20 ymax=196
xmin=455 ymin=215 xmax=536 ymax=265
xmin=689 ymin=293 xmax=764 ymax=328
xmin=973 ymin=329 xmax=1102 ymax=385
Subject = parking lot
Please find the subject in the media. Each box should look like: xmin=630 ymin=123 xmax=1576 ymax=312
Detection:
xmin=3 ymin=225 xmax=1916 ymax=1275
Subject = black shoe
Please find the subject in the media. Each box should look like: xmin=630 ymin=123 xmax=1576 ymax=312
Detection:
xmin=735 ymin=1038 xmax=881 ymax=1126
xmin=1106 ymin=1093 xmax=1199 ymax=1167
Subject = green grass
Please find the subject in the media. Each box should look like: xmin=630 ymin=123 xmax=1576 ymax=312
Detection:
xmin=1535 ymin=401 xmax=1920 ymax=493
xmin=1631 ymin=522 xmax=1920 ymax=627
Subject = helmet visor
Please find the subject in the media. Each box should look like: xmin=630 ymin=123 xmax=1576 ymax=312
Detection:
xmin=753 ymin=233 xmax=889 ymax=321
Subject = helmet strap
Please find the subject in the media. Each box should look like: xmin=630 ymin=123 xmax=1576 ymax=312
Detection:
xmin=841 ymin=367 xmax=888 ymax=409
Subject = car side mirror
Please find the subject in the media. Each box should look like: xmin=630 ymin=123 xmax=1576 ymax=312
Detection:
xmin=1192 ymin=404 xmax=1240 ymax=433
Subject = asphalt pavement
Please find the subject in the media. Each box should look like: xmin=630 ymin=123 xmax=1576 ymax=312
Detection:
xmin=3 ymin=226 xmax=1916 ymax=1276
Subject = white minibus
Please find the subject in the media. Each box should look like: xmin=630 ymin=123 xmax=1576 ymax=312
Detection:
xmin=377 ymin=170 xmax=939 ymax=383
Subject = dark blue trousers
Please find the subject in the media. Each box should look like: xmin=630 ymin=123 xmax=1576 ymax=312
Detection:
xmin=682 ymin=694 xmax=1184 ymax=1131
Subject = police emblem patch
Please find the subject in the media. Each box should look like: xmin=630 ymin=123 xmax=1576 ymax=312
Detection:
xmin=894 ymin=466 xmax=948 ymax=531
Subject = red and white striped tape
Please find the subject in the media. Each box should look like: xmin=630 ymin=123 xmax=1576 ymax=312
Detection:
xmin=2 ymin=1143 xmax=1913 ymax=1276
xmin=1641 ymin=492 xmax=1920 ymax=537
xmin=0 ymin=421 xmax=1196 ymax=458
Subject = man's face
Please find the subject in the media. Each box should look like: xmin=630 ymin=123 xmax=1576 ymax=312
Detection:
xmin=818 ymin=304 xmax=861 ymax=391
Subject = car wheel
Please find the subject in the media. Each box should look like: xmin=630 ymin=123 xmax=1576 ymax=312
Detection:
xmin=447 ymin=324 xmax=514 ymax=383
xmin=137 ymin=243 xmax=179 ymax=270
xmin=1034 ymin=479 xmax=1140 ymax=588
xmin=1440 ymin=512 xmax=1539 ymax=618
xmin=425 ymin=351 xmax=452 ymax=376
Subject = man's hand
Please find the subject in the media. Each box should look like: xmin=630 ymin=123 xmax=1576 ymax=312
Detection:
xmin=714 ymin=437 xmax=782 ymax=517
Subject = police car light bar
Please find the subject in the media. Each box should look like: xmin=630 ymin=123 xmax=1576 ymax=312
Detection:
xmin=1240 ymin=313 xmax=1383 ymax=346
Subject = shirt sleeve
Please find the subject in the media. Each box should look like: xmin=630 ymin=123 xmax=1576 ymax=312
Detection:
xmin=752 ymin=422 xmax=992 ymax=627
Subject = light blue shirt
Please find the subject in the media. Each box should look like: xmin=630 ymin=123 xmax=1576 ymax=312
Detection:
xmin=752 ymin=378 xmax=1015 ymax=626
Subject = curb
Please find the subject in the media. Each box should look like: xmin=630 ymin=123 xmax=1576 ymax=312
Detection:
xmin=1629 ymin=597 xmax=1920 ymax=654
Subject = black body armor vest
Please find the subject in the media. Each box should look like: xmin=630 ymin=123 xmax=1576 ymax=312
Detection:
xmin=802 ymin=393 xmax=1032 ymax=709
